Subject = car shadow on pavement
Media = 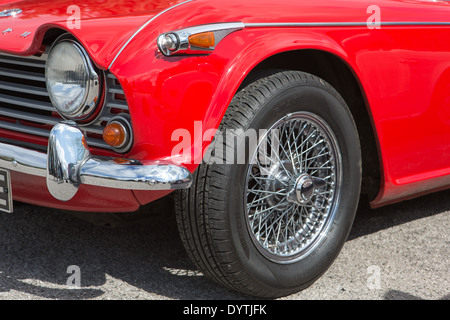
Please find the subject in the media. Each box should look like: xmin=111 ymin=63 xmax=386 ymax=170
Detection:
xmin=384 ymin=290 xmax=449 ymax=300
xmin=0 ymin=197 xmax=248 ymax=300
xmin=0 ymin=189 xmax=448 ymax=300
xmin=349 ymin=189 xmax=450 ymax=241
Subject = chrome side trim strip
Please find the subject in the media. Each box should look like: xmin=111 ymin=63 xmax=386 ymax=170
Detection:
xmin=157 ymin=22 xmax=245 ymax=56
xmin=108 ymin=0 xmax=195 ymax=70
xmin=156 ymin=20 xmax=450 ymax=56
xmin=0 ymin=9 xmax=22 ymax=18
xmin=244 ymin=22 xmax=450 ymax=28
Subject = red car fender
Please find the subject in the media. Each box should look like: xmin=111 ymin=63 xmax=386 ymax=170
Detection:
xmin=111 ymin=20 xmax=450 ymax=207
xmin=109 ymin=26 xmax=385 ymax=196
xmin=2 ymin=0 xmax=449 ymax=209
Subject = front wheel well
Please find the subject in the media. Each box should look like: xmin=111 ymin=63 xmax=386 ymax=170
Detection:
xmin=239 ymin=49 xmax=381 ymax=200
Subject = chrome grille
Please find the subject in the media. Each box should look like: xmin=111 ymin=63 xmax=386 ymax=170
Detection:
xmin=0 ymin=52 xmax=130 ymax=151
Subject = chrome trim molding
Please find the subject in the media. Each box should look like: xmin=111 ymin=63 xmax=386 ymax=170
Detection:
xmin=46 ymin=39 xmax=101 ymax=121
xmin=157 ymin=22 xmax=244 ymax=56
xmin=108 ymin=0 xmax=195 ymax=69
xmin=244 ymin=22 xmax=450 ymax=28
xmin=0 ymin=9 xmax=22 ymax=18
xmin=0 ymin=121 xmax=192 ymax=201
xmin=156 ymin=20 xmax=450 ymax=57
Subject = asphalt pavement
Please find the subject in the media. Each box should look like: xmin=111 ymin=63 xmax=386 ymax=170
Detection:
xmin=0 ymin=189 xmax=448 ymax=300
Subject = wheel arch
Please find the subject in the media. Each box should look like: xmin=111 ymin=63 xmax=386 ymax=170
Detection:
xmin=236 ymin=49 xmax=383 ymax=202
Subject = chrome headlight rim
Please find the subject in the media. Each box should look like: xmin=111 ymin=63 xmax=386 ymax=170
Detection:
xmin=45 ymin=35 xmax=103 ymax=123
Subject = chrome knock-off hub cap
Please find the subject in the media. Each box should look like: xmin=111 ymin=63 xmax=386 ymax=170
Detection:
xmin=287 ymin=173 xmax=328 ymax=205
xmin=245 ymin=112 xmax=342 ymax=263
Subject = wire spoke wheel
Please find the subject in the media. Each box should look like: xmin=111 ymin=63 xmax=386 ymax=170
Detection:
xmin=245 ymin=112 xmax=342 ymax=263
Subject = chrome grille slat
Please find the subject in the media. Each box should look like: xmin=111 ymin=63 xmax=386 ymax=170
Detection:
xmin=0 ymin=120 xmax=50 ymax=137
xmin=97 ymin=114 xmax=114 ymax=122
xmin=84 ymin=137 xmax=111 ymax=149
xmin=0 ymin=66 xmax=46 ymax=82
xmin=108 ymin=87 xmax=125 ymax=94
xmin=80 ymin=125 xmax=105 ymax=135
xmin=0 ymin=120 xmax=109 ymax=149
xmin=0 ymin=93 xmax=54 ymax=111
xmin=0 ymin=106 xmax=58 ymax=125
xmin=0 ymin=52 xmax=47 ymax=61
xmin=0 ymin=81 xmax=49 ymax=96
xmin=0 ymin=52 xmax=130 ymax=152
xmin=0 ymin=56 xmax=46 ymax=68
xmin=105 ymin=101 xmax=129 ymax=110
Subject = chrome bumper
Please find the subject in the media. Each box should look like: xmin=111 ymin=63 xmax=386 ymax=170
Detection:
xmin=0 ymin=121 xmax=192 ymax=201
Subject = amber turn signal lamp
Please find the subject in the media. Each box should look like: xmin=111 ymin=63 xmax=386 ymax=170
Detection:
xmin=103 ymin=121 xmax=127 ymax=148
xmin=188 ymin=32 xmax=215 ymax=48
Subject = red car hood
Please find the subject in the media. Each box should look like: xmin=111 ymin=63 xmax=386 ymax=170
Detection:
xmin=0 ymin=0 xmax=188 ymax=68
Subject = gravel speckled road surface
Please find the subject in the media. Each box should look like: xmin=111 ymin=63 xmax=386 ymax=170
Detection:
xmin=0 ymin=190 xmax=448 ymax=300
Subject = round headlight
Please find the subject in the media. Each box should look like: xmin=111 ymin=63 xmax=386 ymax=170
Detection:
xmin=46 ymin=39 xmax=101 ymax=121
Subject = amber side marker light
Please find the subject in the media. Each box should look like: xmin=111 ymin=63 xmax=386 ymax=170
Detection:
xmin=188 ymin=32 xmax=215 ymax=48
xmin=103 ymin=121 xmax=127 ymax=148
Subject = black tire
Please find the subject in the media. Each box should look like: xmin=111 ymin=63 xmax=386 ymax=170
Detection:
xmin=175 ymin=70 xmax=361 ymax=298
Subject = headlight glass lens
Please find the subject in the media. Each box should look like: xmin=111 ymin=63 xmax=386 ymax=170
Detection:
xmin=46 ymin=40 xmax=100 ymax=121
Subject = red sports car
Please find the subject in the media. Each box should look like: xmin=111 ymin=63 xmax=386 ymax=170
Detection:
xmin=0 ymin=0 xmax=449 ymax=297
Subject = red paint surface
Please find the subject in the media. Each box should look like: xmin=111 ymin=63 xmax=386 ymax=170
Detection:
xmin=11 ymin=171 xmax=141 ymax=212
xmin=1 ymin=0 xmax=450 ymax=209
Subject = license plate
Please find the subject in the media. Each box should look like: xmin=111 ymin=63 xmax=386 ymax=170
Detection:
xmin=0 ymin=168 xmax=12 ymax=213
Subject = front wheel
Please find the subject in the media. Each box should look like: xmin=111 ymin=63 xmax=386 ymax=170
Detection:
xmin=175 ymin=71 xmax=361 ymax=298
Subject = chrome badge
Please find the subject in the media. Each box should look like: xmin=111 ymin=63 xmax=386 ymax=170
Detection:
xmin=0 ymin=9 xmax=22 ymax=17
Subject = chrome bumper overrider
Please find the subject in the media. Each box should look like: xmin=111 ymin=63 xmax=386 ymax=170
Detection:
xmin=0 ymin=121 xmax=192 ymax=201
